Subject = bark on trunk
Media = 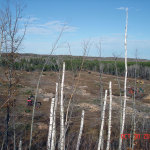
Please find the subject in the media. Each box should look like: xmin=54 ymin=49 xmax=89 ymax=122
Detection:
xmin=98 ymin=90 xmax=107 ymax=150
xmin=76 ymin=110 xmax=85 ymax=150
xmin=118 ymin=7 xmax=128 ymax=150
xmin=60 ymin=62 xmax=65 ymax=150
xmin=51 ymin=83 xmax=58 ymax=150
xmin=106 ymin=82 xmax=112 ymax=150
xmin=19 ymin=140 xmax=22 ymax=150
xmin=47 ymin=98 xmax=55 ymax=150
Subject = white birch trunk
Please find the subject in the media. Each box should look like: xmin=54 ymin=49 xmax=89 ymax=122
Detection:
xmin=47 ymin=98 xmax=55 ymax=150
xmin=106 ymin=82 xmax=112 ymax=150
xmin=101 ymin=137 xmax=104 ymax=150
xmin=18 ymin=140 xmax=22 ymax=150
xmin=98 ymin=90 xmax=107 ymax=150
xmin=118 ymin=7 xmax=128 ymax=150
xmin=76 ymin=110 xmax=85 ymax=150
xmin=29 ymin=27 xmax=64 ymax=150
xmin=51 ymin=83 xmax=59 ymax=150
xmin=60 ymin=62 xmax=65 ymax=150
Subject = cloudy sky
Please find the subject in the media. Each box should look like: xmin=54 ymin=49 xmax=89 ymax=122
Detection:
xmin=0 ymin=0 xmax=150 ymax=59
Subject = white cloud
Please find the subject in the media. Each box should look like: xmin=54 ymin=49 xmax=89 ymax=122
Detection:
xmin=26 ymin=19 xmax=78 ymax=35
xmin=116 ymin=7 xmax=126 ymax=10
xmin=21 ymin=17 xmax=39 ymax=23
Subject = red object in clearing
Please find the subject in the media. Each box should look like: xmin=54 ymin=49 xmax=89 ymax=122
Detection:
xmin=128 ymin=88 xmax=134 ymax=94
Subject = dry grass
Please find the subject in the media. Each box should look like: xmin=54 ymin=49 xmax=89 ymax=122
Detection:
xmin=0 ymin=69 xmax=150 ymax=149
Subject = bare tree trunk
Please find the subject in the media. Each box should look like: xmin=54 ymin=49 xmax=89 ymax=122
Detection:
xmin=29 ymin=27 xmax=64 ymax=150
xmin=13 ymin=100 xmax=16 ymax=150
xmin=51 ymin=83 xmax=59 ymax=150
xmin=0 ymin=3 xmax=27 ymax=149
xmin=113 ymin=55 xmax=123 ymax=134
xmin=65 ymin=41 xmax=90 ymax=128
xmin=0 ymin=30 xmax=3 ymax=57
xmin=131 ymin=50 xmax=138 ymax=150
xmin=106 ymin=82 xmax=112 ymax=150
xmin=76 ymin=110 xmax=85 ymax=150
xmin=4 ymin=65 xmax=13 ymax=150
xmin=47 ymin=98 xmax=55 ymax=150
xmin=97 ymin=42 xmax=104 ymax=150
xmin=98 ymin=90 xmax=107 ymax=150
xmin=19 ymin=140 xmax=22 ymax=150
xmin=118 ymin=7 xmax=128 ymax=150
xmin=60 ymin=62 xmax=65 ymax=150
xmin=96 ymin=41 xmax=103 ymax=108
xmin=101 ymin=138 xmax=104 ymax=150
xmin=4 ymin=105 xmax=10 ymax=150
xmin=1 ymin=135 xmax=5 ymax=150
xmin=0 ymin=10 xmax=6 ymax=57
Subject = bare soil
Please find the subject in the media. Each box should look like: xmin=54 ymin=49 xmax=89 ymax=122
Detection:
xmin=0 ymin=68 xmax=150 ymax=149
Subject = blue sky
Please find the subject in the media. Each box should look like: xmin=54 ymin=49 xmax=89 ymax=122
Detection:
xmin=1 ymin=0 xmax=150 ymax=59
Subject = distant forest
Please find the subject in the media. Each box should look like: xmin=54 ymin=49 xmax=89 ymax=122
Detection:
xmin=1 ymin=56 xmax=150 ymax=80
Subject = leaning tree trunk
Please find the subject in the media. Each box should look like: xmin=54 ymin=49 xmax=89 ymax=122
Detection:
xmin=29 ymin=27 xmax=64 ymax=150
xmin=98 ymin=90 xmax=107 ymax=150
xmin=118 ymin=7 xmax=128 ymax=150
xmin=76 ymin=110 xmax=85 ymax=150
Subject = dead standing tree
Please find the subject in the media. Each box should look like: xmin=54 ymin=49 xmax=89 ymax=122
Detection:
xmin=76 ymin=110 xmax=85 ymax=150
xmin=96 ymin=41 xmax=103 ymax=108
xmin=106 ymin=81 xmax=112 ymax=150
xmin=131 ymin=50 xmax=138 ymax=150
xmin=65 ymin=40 xmax=91 ymax=129
xmin=118 ymin=7 xmax=128 ymax=150
xmin=98 ymin=90 xmax=107 ymax=150
xmin=113 ymin=53 xmax=123 ymax=138
xmin=60 ymin=62 xmax=65 ymax=150
xmin=47 ymin=98 xmax=55 ymax=150
xmin=0 ymin=2 xmax=27 ymax=149
xmin=29 ymin=26 xmax=65 ymax=150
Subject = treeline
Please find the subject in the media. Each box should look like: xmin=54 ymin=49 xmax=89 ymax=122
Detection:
xmin=0 ymin=57 xmax=150 ymax=80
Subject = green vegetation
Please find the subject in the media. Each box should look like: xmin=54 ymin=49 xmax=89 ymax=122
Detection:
xmin=1 ymin=56 xmax=150 ymax=79
xmin=24 ymin=89 xmax=33 ymax=95
xmin=25 ymin=108 xmax=32 ymax=113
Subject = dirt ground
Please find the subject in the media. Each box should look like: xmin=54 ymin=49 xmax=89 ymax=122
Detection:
xmin=0 ymin=68 xmax=150 ymax=149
